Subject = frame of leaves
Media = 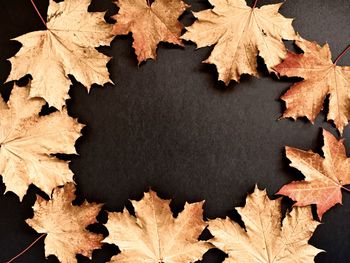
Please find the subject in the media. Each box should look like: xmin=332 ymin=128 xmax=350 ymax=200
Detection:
xmin=3 ymin=0 xmax=350 ymax=262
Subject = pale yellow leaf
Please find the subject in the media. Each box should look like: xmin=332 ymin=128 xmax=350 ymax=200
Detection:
xmin=103 ymin=190 xmax=212 ymax=262
xmin=7 ymin=0 xmax=114 ymax=109
xmin=26 ymin=183 xmax=103 ymax=263
xmin=0 ymin=84 xmax=83 ymax=200
xmin=209 ymin=186 xmax=323 ymax=262
xmin=182 ymin=0 xmax=296 ymax=84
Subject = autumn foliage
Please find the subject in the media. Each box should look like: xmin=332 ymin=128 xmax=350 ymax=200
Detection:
xmin=182 ymin=0 xmax=296 ymax=84
xmin=275 ymin=36 xmax=350 ymax=134
xmin=2 ymin=0 xmax=350 ymax=262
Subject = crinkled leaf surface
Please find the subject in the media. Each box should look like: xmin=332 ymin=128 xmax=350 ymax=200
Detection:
xmin=112 ymin=0 xmax=188 ymax=63
xmin=0 ymin=85 xmax=83 ymax=200
xmin=7 ymin=0 xmax=113 ymax=109
xmin=182 ymin=0 xmax=295 ymax=84
xmin=103 ymin=190 xmax=212 ymax=262
xmin=26 ymin=183 xmax=103 ymax=263
xmin=275 ymin=36 xmax=350 ymax=134
xmin=209 ymin=186 xmax=323 ymax=262
xmin=277 ymin=129 xmax=350 ymax=219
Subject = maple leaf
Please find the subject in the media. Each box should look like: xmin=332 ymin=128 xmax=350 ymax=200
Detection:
xmin=6 ymin=0 xmax=114 ymax=109
xmin=103 ymin=190 xmax=212 ymax=262
xmin=209 ymin=186 xmax=323 ymax=263
xmin=112 ymin=0 xmax=188 ymax=63
xmin=0 ymin=84 xmax=83 ymax=200
xmin=277 ymin=129 xmax=350 ymax=219
xmin=26 ymin=183 xmax=103 ymax=263
xmin=275 ymin=36 xmax=350 ymax=134
xmin=181 ymin=0 xmax=296 ymax=84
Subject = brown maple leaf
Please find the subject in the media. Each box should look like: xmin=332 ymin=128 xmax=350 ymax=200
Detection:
xmin=181 ymin=0 xmax=296 ymax=84
xmin=103 ymin=190 xmax=212 ymax=262
xmin=6 ymin=0 xmax=114 ymax=109
xmin=277 ymin=129 xmax=350 ymax=219
xmin=275 ymin=36 xmax=350 ymax=134
xmin=209 ymin=186 xmax=323 ymax=262
xmin=112 ymin=0 xmax=188 ymax=63
xmin=26 ymin=183 xmax=103 ymax=263
xmin=0 ymin=84 xmax=83 ymax=200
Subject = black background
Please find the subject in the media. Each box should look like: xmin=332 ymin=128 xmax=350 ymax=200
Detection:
xmin=1 ymin=0 xmax=350 ymax=262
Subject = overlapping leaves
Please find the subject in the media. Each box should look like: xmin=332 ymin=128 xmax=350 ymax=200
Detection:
xmin=2 ymin=0 xmax=350 ymax=262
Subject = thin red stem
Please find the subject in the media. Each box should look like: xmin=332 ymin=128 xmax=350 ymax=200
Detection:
xmin=342 ymin=186 xmax=350 ymax=193
xmin=333 ymin=45 xmax=350 ymax=65
xmin=6 ymin=233 xmax=46 ymax=263
xmin=30 ymin=0 xmax=47 ymax=28
xmin=252 ymin=0 xmax=258 ymax=8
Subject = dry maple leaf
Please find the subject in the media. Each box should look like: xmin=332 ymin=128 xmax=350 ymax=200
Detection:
xmin=181 ymin=0 xmax=296 ymax=84
xmin=277 ymin=129 xmax=350 ymax=219
xmin=0 ymin=84 xmax=83 ymax=200
xmin=6 ymin=0 xmax=114 ymax=109
xmin=209 ymin=186 xmax=323 ymax=263
xmin=26 ymin=183 xmax=103 ymax=263
xmin=275 ymin=36 xmax=350 ymax=134
xmin=103 ymin=190 xmax=212 ymax=262
xmin=112 ymin=0 xmax=188 ymax=63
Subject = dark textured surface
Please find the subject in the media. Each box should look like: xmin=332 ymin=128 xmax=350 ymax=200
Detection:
xmin=1 ymin=0 xmax=350 ymax=262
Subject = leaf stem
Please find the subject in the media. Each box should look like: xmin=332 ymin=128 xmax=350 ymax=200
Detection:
xmin=333 ymin=45 xmax=350 ymax=65
xmin=252 ymin=0 xmax=258 ymax=8
xmin=30 ymin=0 xmax=47 ymax=28
xmin=341 ymin=186 xmax=350 ymax=193
xmin=6 ymin=233 xmax=46 ymax=263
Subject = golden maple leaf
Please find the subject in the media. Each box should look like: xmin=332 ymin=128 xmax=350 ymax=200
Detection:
xmin=275 ymin=36 xmax=350 ymax=134
xmin=112 ymin=0 xmax=188 ymax=63
xmin=0 ymin=84 xmax=83 ymax=200
xmin=26 ymin=183 xmax=103 ymax=263
xmin=277 ymin=129 xmax=350 ymax=219
xmin=6 ymin=0 xmax=114 ymax=109
xmin=182 ymin=0 xmax=296 ymax=84
xmin=209 ymin=186 xmax=323 ymax=262
xmin=103 ymin=190 xmax=212 ymax=262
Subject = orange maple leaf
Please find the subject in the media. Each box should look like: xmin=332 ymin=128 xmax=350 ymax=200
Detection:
xmin=112 ymin=0 xmax=188 ymax=63
xmin=277 ymin=129 xmax=350 ymax=219
xmin=275 ymin=36 xmax=350 ymax=134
